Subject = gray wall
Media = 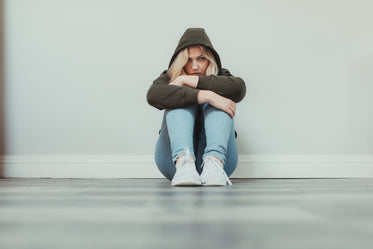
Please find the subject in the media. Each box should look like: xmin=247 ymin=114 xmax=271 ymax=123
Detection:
xmin=0 ymin=0 xmax=4 ymax=176
xmin=4 ymin=0 xmax=373 ymax=158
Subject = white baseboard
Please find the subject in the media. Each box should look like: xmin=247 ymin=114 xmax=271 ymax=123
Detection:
xmin=1 ymin=154 xmax=373 ymax=178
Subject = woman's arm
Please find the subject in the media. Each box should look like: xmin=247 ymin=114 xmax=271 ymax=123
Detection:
xmin=146 ymin=71 xmax=199 ymax=110
xmin=198 ymin=68 xmax=246 ymax=103
xmin=170 ymin=68 xmax=246 ymax=103
xmin=168 ymin=75 xmax=236 ymax=118
xmin=197 ymin=90 xmax=236 ymax=118
xmin=169 ymin=75 xmax=199 ymax=88
xmin=147 ymin=68 xmax=246 ymax=111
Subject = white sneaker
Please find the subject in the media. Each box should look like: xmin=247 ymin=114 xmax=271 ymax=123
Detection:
xmin=200 ymin=156 xmax=232 ymax=186
xmin=171 ymin=149 xmax=202 ymax=186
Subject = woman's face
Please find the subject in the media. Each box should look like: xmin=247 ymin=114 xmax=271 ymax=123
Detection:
xmin=183 ymin=46 xmax=209 ymax=76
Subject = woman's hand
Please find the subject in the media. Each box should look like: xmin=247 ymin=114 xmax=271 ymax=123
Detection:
xmin=198 ymin=90 xmax=236 ymax=118
xmin=169 ymin=76 xmax=184 ymax=86
xmin=169 ymin=75 xmax=198 ymax=88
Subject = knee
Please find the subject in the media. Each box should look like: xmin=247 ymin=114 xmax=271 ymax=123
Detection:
xmin=202 ymin=103 xmax=217 ymax=112
xmin=166 ymin=105 xmax=198 ymax=123
xmin=167 ymin=105 xmax=197 ymax=115
xmin=202 ymin=103 xmax=231 ymax=118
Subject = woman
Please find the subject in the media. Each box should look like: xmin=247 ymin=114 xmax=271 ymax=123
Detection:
xmin=147 ymin=28 xmax=246 ymax=186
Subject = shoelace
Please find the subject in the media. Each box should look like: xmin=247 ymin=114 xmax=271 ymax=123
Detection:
xmin=202 ymin=156 xmax=232 ymax=186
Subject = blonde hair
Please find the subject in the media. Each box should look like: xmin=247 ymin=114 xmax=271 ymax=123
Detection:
xmin=168 ymin=45 xmax=218 ymax=81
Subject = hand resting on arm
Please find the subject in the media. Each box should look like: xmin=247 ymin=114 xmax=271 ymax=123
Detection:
xmin=169 ymin=75 xmax=236 ymax=118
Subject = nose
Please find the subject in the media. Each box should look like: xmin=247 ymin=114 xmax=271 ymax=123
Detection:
xmin=192 ymin=60 xmax=199 ymax=70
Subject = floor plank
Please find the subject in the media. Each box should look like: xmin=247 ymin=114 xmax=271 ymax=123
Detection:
xmin=1 ymin=178 xmax=373 ymax=249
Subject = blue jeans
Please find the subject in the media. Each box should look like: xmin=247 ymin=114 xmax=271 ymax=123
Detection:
xmin=154 ymin=103 xmax=238 ymax=180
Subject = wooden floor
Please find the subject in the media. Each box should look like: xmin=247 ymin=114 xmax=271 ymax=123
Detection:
xmin=0 ymin=178 xmax=373 ymax=249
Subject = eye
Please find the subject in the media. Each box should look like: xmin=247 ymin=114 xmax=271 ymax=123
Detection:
xmin=198 ymin=57 xmax=206 ymax=61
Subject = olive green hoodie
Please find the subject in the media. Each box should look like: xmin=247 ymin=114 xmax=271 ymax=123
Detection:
xmin=147 ymin=28 xmax=246 ymax=110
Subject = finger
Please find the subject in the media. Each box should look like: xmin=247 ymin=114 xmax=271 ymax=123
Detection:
xmin=229 ymin=104 xmax=235 ymax=112
xmin=223 ymin=107 xmax=233 ymax=118
xmin=232 ymin=103 xmax=236 ymax=111
xmin=230 ymin=106 xmax=236 ymax=118
xmin=228 ymin=108 xmax=234 ymax=119
xmin=232 ymin=104 xmax=236 ymax=114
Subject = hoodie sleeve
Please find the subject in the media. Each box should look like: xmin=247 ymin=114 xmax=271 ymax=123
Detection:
xmin=147 ymin=70 xmax=200 ymax=110
xmin=197 ymin=68 xmax=246 ymax=103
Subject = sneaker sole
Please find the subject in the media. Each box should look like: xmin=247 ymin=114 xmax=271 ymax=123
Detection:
xmin=202 ymin=180 xmax=227 ymax=186
xmin=172 ymin=179 xmax=202 ymax=186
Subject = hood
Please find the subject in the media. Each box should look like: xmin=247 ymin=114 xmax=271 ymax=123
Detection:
xmin=168 ymin=28 xmax=222 ymax=71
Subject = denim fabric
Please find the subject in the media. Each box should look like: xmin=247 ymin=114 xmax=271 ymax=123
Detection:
xmin=154 ymin=103 xmax=238 ymax=180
